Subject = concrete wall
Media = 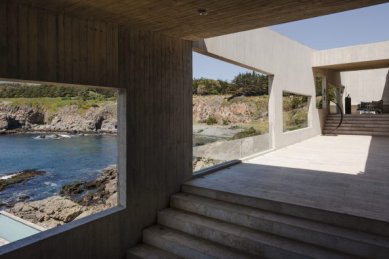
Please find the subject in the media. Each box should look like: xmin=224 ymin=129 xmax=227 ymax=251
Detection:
xmin=193 ymin=134 xmax=270 ymax=161
xmin=341 ymin=68 xmax=389 ymax=106
xmin=313 ymin=41 xmax=389 ymax=69
xmin=194 ymin=28 xmax=322 ymax=149
xmin=0 ymin=2 xmax=193 ymax=259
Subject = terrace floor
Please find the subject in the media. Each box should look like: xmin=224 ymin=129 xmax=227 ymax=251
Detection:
xmin=186 ymin=135 xmax=389 ymax=222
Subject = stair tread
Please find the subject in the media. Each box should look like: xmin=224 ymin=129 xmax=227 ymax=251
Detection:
xmin=322 ymin=131 xmax=389 ymax=135
xmin=326 ymin=127 xmax=389 ymax=129
xmin=324 ymin=128 xmax=389 ymax=132
xmin=159 ymin=209 xmax=351 ymax=259
xmin=127 ymin=244 xmax=182 ymax=259
xmin=182 ymin=184 xmax=389 ymax=239
xmin=170 ymin=193 xmax=389 ymax=249
xmin=143 ymin=225 xmax=255 ymax=259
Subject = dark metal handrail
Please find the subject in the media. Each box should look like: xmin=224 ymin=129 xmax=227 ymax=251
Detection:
xmin=329 ymin=100 xmax=344 ymax=132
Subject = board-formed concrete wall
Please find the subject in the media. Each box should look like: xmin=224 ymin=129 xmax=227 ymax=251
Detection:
xmin=194 ymin=28 xmax=322 ymax=149
xmin=0 ymin=2 xmax=193 ymax=259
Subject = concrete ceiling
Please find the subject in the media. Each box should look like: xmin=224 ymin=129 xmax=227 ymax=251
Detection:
xmin=17 ymin=0 xmax=389 ymax=40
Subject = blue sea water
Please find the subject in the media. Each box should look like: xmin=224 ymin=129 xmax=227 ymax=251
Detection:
xmin=0 ymin=134 xmax=117 ymax=205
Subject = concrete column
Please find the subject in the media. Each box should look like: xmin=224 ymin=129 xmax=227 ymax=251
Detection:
xmin=268 ymin=75 xmax=276 ymax=149
xmin=268 ymin=75 xmax=275 ymax=149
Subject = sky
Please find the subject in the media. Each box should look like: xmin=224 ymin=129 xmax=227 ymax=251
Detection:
xmin=193 ymin=3 xmax=389 ymax=81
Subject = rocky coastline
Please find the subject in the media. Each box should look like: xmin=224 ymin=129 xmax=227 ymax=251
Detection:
xmin=3 ymin=166 xmax=118 ymax=229
xmin=0 ymin=101 xmax=117 ymax=134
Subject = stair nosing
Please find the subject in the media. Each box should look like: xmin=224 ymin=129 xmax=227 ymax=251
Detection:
xmin=170 ymin=193 xmax=389 ymax=249
xmin=158 ymin=208 xmax=352 ymax=259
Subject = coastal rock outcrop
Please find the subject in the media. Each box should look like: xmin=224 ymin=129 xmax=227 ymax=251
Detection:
xmin=0 ymin=101 xmax=117 ymax=133
xmin=9 ymin=196 xmax=83 ymax=229
xmin=6 ymin=166 xmax=118 ymax=229
xmin=193 ymin=95 xmax=268 ymax=124
xmin=0 ymin=169 xmax=46 ymax=192
xmin=60 ymin=165 xmax=117 ymax=206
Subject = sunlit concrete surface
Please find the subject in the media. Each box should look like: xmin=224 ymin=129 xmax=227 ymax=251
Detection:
xmin=250 ymin=135 xmax=372 ymax=175
xmin=186 ymin=135 xmax=389 ymax=222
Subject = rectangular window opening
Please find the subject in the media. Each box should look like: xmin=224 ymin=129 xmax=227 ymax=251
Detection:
xmin=0 ymin=79 xmax=124 ymax=247
xmin=282 ymin=91 xmax=310 ymax=132
xmin=193 ymin=52 xmax=272 ymax=172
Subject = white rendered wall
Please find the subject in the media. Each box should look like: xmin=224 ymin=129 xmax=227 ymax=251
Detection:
xmin=341 ymin=68 xmax=389 ymax=105
xmin=313 ymin=41 xmax=389 ymax=68
xmin=194 ymin=28 xmax=321 ymax=149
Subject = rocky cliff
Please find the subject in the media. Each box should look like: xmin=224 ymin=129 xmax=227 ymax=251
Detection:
xmin=0 ymin=101 xmax=117 ymax=133
xmin=193 ymin=95 xmax=269 ymax=124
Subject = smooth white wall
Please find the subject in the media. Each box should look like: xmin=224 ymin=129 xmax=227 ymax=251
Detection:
xmin=341 ymin=68 xmax=389 ymax=105
xmin=194 ymin=28 xmax=321 ymax=149
xmin=313 ymin=41 xmax=389 ymax=67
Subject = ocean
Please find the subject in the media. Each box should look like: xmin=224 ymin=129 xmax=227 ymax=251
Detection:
xmin=0 ymin=134 xmax=117 ymax=206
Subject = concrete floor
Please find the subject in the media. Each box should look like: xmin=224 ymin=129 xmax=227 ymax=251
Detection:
xmin=186 ymin=135 xmax=389 ymax=222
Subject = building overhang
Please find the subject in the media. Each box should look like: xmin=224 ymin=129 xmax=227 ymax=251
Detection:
xmin=313 ymin=41 xmax=389 ymax=71
xmin=14 ymin=0 xmax=388 ymax=40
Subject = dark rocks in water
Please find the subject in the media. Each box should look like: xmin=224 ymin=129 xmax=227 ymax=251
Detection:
xmin=0 ymin=169 xmax=46 ymax=192
xmin=60 ymin=181 xmax=86 ymax=196
xmin=6 ymin=166 xmax=118 ymax=229
xmin=60 ymin=166 xmax=117 ymax=206
xmin=16 ymin=194 xmax=30 ymax=202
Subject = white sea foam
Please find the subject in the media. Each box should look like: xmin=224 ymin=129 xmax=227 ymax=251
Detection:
xmin=33 ymin=134 xmax=73 ymax=140
xmin=0 ymin=173 xmax=17 ymax=180
xmin=44 ymin=181 xmax=57 ymax=187
xmin=58 ymin=134 xmax=71 ymax=138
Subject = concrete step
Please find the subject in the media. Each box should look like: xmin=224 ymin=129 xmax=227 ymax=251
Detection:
xmin=326 ymin=120 xmax=389 ymax=125
xmin=181 ymin=184 xmax=389 ymax=238
xmin=325 ymin=122 xmax=389 ymax=129
xmin=127 ymin=244 xmax=182 ymax=259
xmin=327 ymin=115 xmax=389 ymax=118
xmin=324 ymin=126 xmax=389 ymax=132
xmin=328 ymin=114 xmax=389 ymax=118
xmin=323 ymin=130 xmax=389 ymax=136
xmin=143 ymin=225 xmax=254 ymax=259
xmin=170 ymin=193 xmax=389 ymax=258
xmin=326 ymin=117 xmax=389 ymax=122
xmin=158 ymin=209 xmax=352 ymax=259
xmin=326 ymin=123 xmax=389 ymax=128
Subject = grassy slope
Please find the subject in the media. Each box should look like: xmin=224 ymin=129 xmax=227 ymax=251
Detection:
xmin=0 ymin=97 xmax=116 ymax=114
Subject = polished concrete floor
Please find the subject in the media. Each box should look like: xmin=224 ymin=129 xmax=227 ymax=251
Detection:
xmin=186 ymin=135 xmax=389 ymax=222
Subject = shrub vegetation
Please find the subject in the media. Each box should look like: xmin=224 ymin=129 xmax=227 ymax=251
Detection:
xmin=193 ymin=71 xmax=268 ymax=96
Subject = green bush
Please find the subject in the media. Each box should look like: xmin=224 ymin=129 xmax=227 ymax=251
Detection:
xmin=231 ymin=127 xmax=260 ymax=140
xmin=0 ymin=82 xmax=117 ymax=100
xmin=193 ymin=71 xmax=269 ymax=96
xmin=206 ymin=116 xmax=217 ymax=125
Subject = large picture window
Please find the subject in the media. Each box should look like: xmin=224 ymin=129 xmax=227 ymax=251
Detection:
xmin=0 ymin=80 xmax=122 ymax=246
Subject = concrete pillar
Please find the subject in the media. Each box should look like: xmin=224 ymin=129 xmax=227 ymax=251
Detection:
xmin=268 ymin=75 xmax=275 ymax=149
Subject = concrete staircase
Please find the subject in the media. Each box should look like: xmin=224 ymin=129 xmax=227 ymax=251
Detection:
xmin=323 ymin=114 xmax=389 ymax=136
xmin=127 ymin=184 xmax=389 ymax=258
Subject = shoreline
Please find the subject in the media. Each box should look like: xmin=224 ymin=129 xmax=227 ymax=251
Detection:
xmin=0 ymin=128 xmax=117 ymax=136
xmin=2 ymin=166 xmax=118 ymax=229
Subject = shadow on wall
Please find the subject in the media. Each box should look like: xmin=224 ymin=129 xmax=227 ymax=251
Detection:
xmin=382 ymin=70 xmax=389 ymax=105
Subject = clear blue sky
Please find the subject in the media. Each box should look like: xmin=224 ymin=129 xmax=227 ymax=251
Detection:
xmin=193 ymin=3 xmax=389 ymax=81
